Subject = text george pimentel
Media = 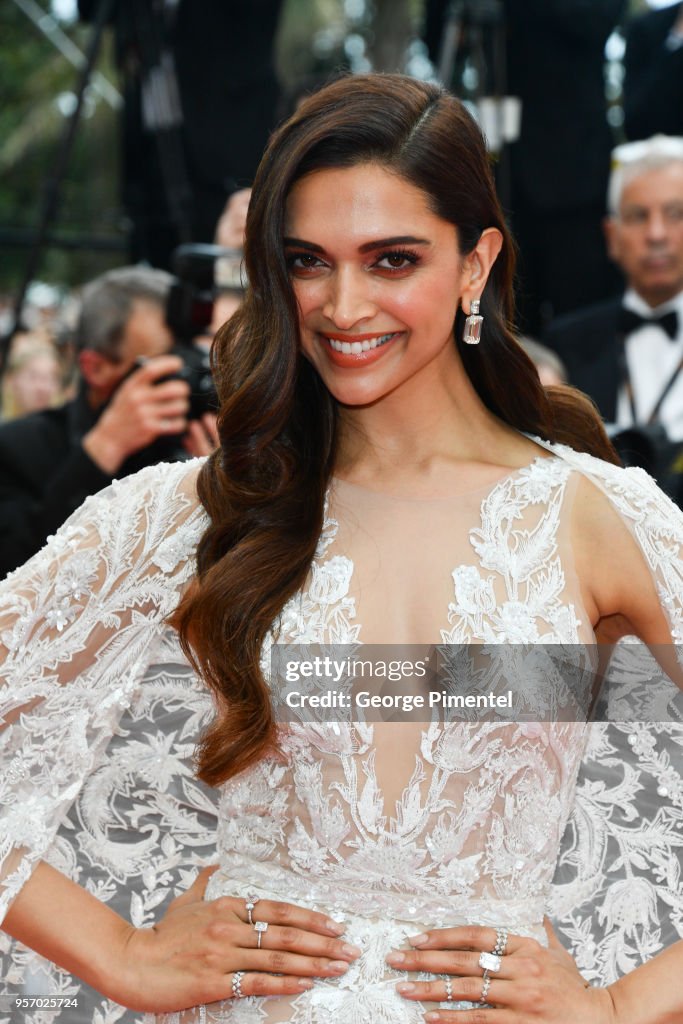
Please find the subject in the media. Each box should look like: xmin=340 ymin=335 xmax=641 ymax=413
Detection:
xmin=281 ymin=658 xmax=513 ymax=711
xmin=284 ymin=691 xmax=514 ymax=710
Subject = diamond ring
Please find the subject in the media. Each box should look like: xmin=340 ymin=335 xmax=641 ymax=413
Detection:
xmin=254 ymin=920 xmax=269 ymax=949
xmin=245 ymin=892 xmax=259 ymax=925
xmin=478 ymin=951 xmax=502 ymax=973
xmin=493 ymin=927 xmax=508 ymax=956
xmin=232 ymin=970 xmax=245 ymax=999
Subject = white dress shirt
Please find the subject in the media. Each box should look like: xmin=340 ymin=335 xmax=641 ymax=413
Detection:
xmin=615 ymin=288 xmax=683 ymax=440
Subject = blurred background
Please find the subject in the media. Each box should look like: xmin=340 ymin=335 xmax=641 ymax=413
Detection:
xmin=0 ymin=0 xmax=667 ymax=304
xmin=2 ymin=0 xmax=683 ymax=559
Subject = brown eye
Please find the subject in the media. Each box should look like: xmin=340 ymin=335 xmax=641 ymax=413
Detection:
xmin=286 ymin=252 xmax=324 ymax=272
xmin=375 ymin=250 xmax=419 ymax=271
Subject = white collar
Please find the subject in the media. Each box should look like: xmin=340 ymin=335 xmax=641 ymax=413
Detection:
xmin=623 ymin=287 xmax=683 ymax=318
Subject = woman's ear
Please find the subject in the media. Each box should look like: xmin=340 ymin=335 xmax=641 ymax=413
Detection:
xmin=461 ymin=227 xmax=503 ymax=314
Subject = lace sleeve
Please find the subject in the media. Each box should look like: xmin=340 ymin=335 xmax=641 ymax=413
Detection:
xmin=542 ymin=446 xmax=683 ymax=980
xmin=0 ymin=460 xmax=206 ymax=922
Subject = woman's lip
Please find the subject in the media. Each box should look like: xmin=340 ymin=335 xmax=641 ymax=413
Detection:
xmin=323 ymin=332 xmax=399 ymax=342
xmin=319 ymin=331 xmax=401 ymax=367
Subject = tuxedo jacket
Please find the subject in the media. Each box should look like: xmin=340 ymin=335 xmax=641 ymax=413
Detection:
xmin=623 ymin=2 xmax=683 ymax=140
xmin=543 ymin=297 xmax=623 ymax=420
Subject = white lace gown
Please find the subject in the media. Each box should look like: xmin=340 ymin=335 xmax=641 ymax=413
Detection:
xmin=1 ymin=440 xmax=682 ymax=1024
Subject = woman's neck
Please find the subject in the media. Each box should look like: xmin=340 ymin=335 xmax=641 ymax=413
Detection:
xmin=334 ymin=364 xmax=528 ymax=489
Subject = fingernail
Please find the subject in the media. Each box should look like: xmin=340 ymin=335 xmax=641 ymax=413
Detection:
xmin=326 ymin=918 xmax=346 ymax=934
xmin=396 ymin=982 xmax=415 ymax=993
xmin=342 ymin=943 xmax=362 ymax=957
xmin=386 ymin=952 xmax=406 ymax=964
xmin=408 ymin=933 xmax=429 ymax=946
xmin=329 ymin=961 xmax=349 ymax=973
xmin=297 ymin=979 xmax=314 ymax=990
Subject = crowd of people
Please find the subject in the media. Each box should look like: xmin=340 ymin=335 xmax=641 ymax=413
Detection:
xmin=1 ymin=3 xmax=683 ymax=1023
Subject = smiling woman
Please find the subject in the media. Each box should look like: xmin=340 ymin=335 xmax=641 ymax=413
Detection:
xmin=1 ymin=73 xmax=683 ymax=1024
xmin=283 ymin=164 xmax=501 ymax=407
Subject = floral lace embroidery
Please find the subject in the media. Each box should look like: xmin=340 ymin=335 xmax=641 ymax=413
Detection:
xmin=1 ymin=451 xmax=682 ymax=1024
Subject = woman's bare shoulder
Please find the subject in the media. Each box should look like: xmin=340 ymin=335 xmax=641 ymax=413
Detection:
xmin=570 ymin=468 xmax=676 ymax=643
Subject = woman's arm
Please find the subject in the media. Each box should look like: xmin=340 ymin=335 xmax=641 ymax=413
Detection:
xmin=572 ymin=472 xmax=683 ymax=677
xmin=608 ymin=942 xmax=683 ymax=1024
xmin=3 ymin=861 xmax=359 ymax=1013
xmin=0 ymin=462 xmax=362 ymax=1011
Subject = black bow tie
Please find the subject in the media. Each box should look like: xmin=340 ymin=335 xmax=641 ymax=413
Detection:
xmin=618 ymin=306 xmax=679 ymax=340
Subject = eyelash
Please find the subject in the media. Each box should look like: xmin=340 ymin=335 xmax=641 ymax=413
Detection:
xmin=374 ymin=248 xmax=421 ymax=271
xmin=285 ymin=248 xmax=421 ymax=274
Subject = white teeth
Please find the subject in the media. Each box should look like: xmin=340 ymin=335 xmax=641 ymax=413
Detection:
xmin=327 ymin=332 xmax=396 ymax=353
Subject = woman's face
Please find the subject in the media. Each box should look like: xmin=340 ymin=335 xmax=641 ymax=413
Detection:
xmin=284 ymin=162 xmax=481 ymax=408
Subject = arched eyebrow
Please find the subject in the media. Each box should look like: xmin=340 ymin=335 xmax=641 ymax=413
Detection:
xmin=283 ymin=235 xmax=430 ymax=254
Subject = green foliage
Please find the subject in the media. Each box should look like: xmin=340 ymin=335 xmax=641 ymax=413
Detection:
xmin=0 ymin=0 xmax=427 ymax=295
xmin=0 ymin=3 xmax=124 ymax=292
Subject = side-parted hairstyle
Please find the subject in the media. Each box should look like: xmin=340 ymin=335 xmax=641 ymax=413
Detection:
xmin=173 ymin=73 xmax=618 ymax=786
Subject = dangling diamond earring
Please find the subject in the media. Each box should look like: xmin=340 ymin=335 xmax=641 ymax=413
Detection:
xmin=463 ymin=299 xmax=483 ymax=345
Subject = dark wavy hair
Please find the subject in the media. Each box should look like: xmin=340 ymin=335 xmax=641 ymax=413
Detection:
xmin=172 ymin=73 xmax=618 ymax=786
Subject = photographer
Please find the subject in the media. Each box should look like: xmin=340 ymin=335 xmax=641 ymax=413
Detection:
xmin=0 ymin=266 xmax=218 ymax=578
xmin=545 ymin=136 xmax=683 ymax=503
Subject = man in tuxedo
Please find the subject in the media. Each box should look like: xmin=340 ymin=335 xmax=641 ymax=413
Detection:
xmin=0 ymin=266 xmax=195 ymax=578
xmin=544 ymin=136 xmax=683 ymax=493
xmin=623 ymin=1 xmax=683 ymax=141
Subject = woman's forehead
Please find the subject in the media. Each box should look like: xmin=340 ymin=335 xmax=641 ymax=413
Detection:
xmin=283 ymin=163 xmax=444 ymax=241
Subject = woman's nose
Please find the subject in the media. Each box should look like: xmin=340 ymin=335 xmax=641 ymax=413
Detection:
xmin=321 ymin=267 xmax=377 ymax=328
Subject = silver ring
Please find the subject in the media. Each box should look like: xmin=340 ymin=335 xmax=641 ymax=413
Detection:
xmin=493 ymin=927 xmax=508 ymax=956
xmin=444 ymin=976 xmax=453 ymax=1001
xmin=480 ymin=971 xmax=491 ymax=1005
xmin=478 ymin=951 xmax=502 ymax=973
xmin=245 ymin=892 xmax=259 ymax=926
xmin=254 ymin=920 xmax=269 ymax=949
xmin=232 ymin=970 xmax=245 ymax=999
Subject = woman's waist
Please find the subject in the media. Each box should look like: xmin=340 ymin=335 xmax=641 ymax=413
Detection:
xmin=205 ymin=863 xmax=547 ymax=941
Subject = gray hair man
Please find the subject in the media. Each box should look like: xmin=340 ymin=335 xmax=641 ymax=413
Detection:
xmin=544 ymin=137 xmax=683 ymax=486
xmin=0 ymin=266 xmax=195 ymax=576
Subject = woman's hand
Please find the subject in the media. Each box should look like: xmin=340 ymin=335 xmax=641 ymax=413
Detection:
xmin=4 ymin=862 xmax=360 ymax=1014
xmin=115 ymin=883 xmax=361 ymax=1012
xmin=386 ymin=921 xmax=617 ymax=1023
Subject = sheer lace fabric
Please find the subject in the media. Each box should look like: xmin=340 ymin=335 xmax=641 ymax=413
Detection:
xmin=0 ymin=443 xmax=682 ymax=1024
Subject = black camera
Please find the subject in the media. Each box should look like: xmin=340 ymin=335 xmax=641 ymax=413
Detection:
xmin=165 ymin=342 xmax=217 ymax=422
xmin=108 ymin=343 xmax=218 ymax=422
xmin=166 ymin=243 xmax=247 ymax=344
